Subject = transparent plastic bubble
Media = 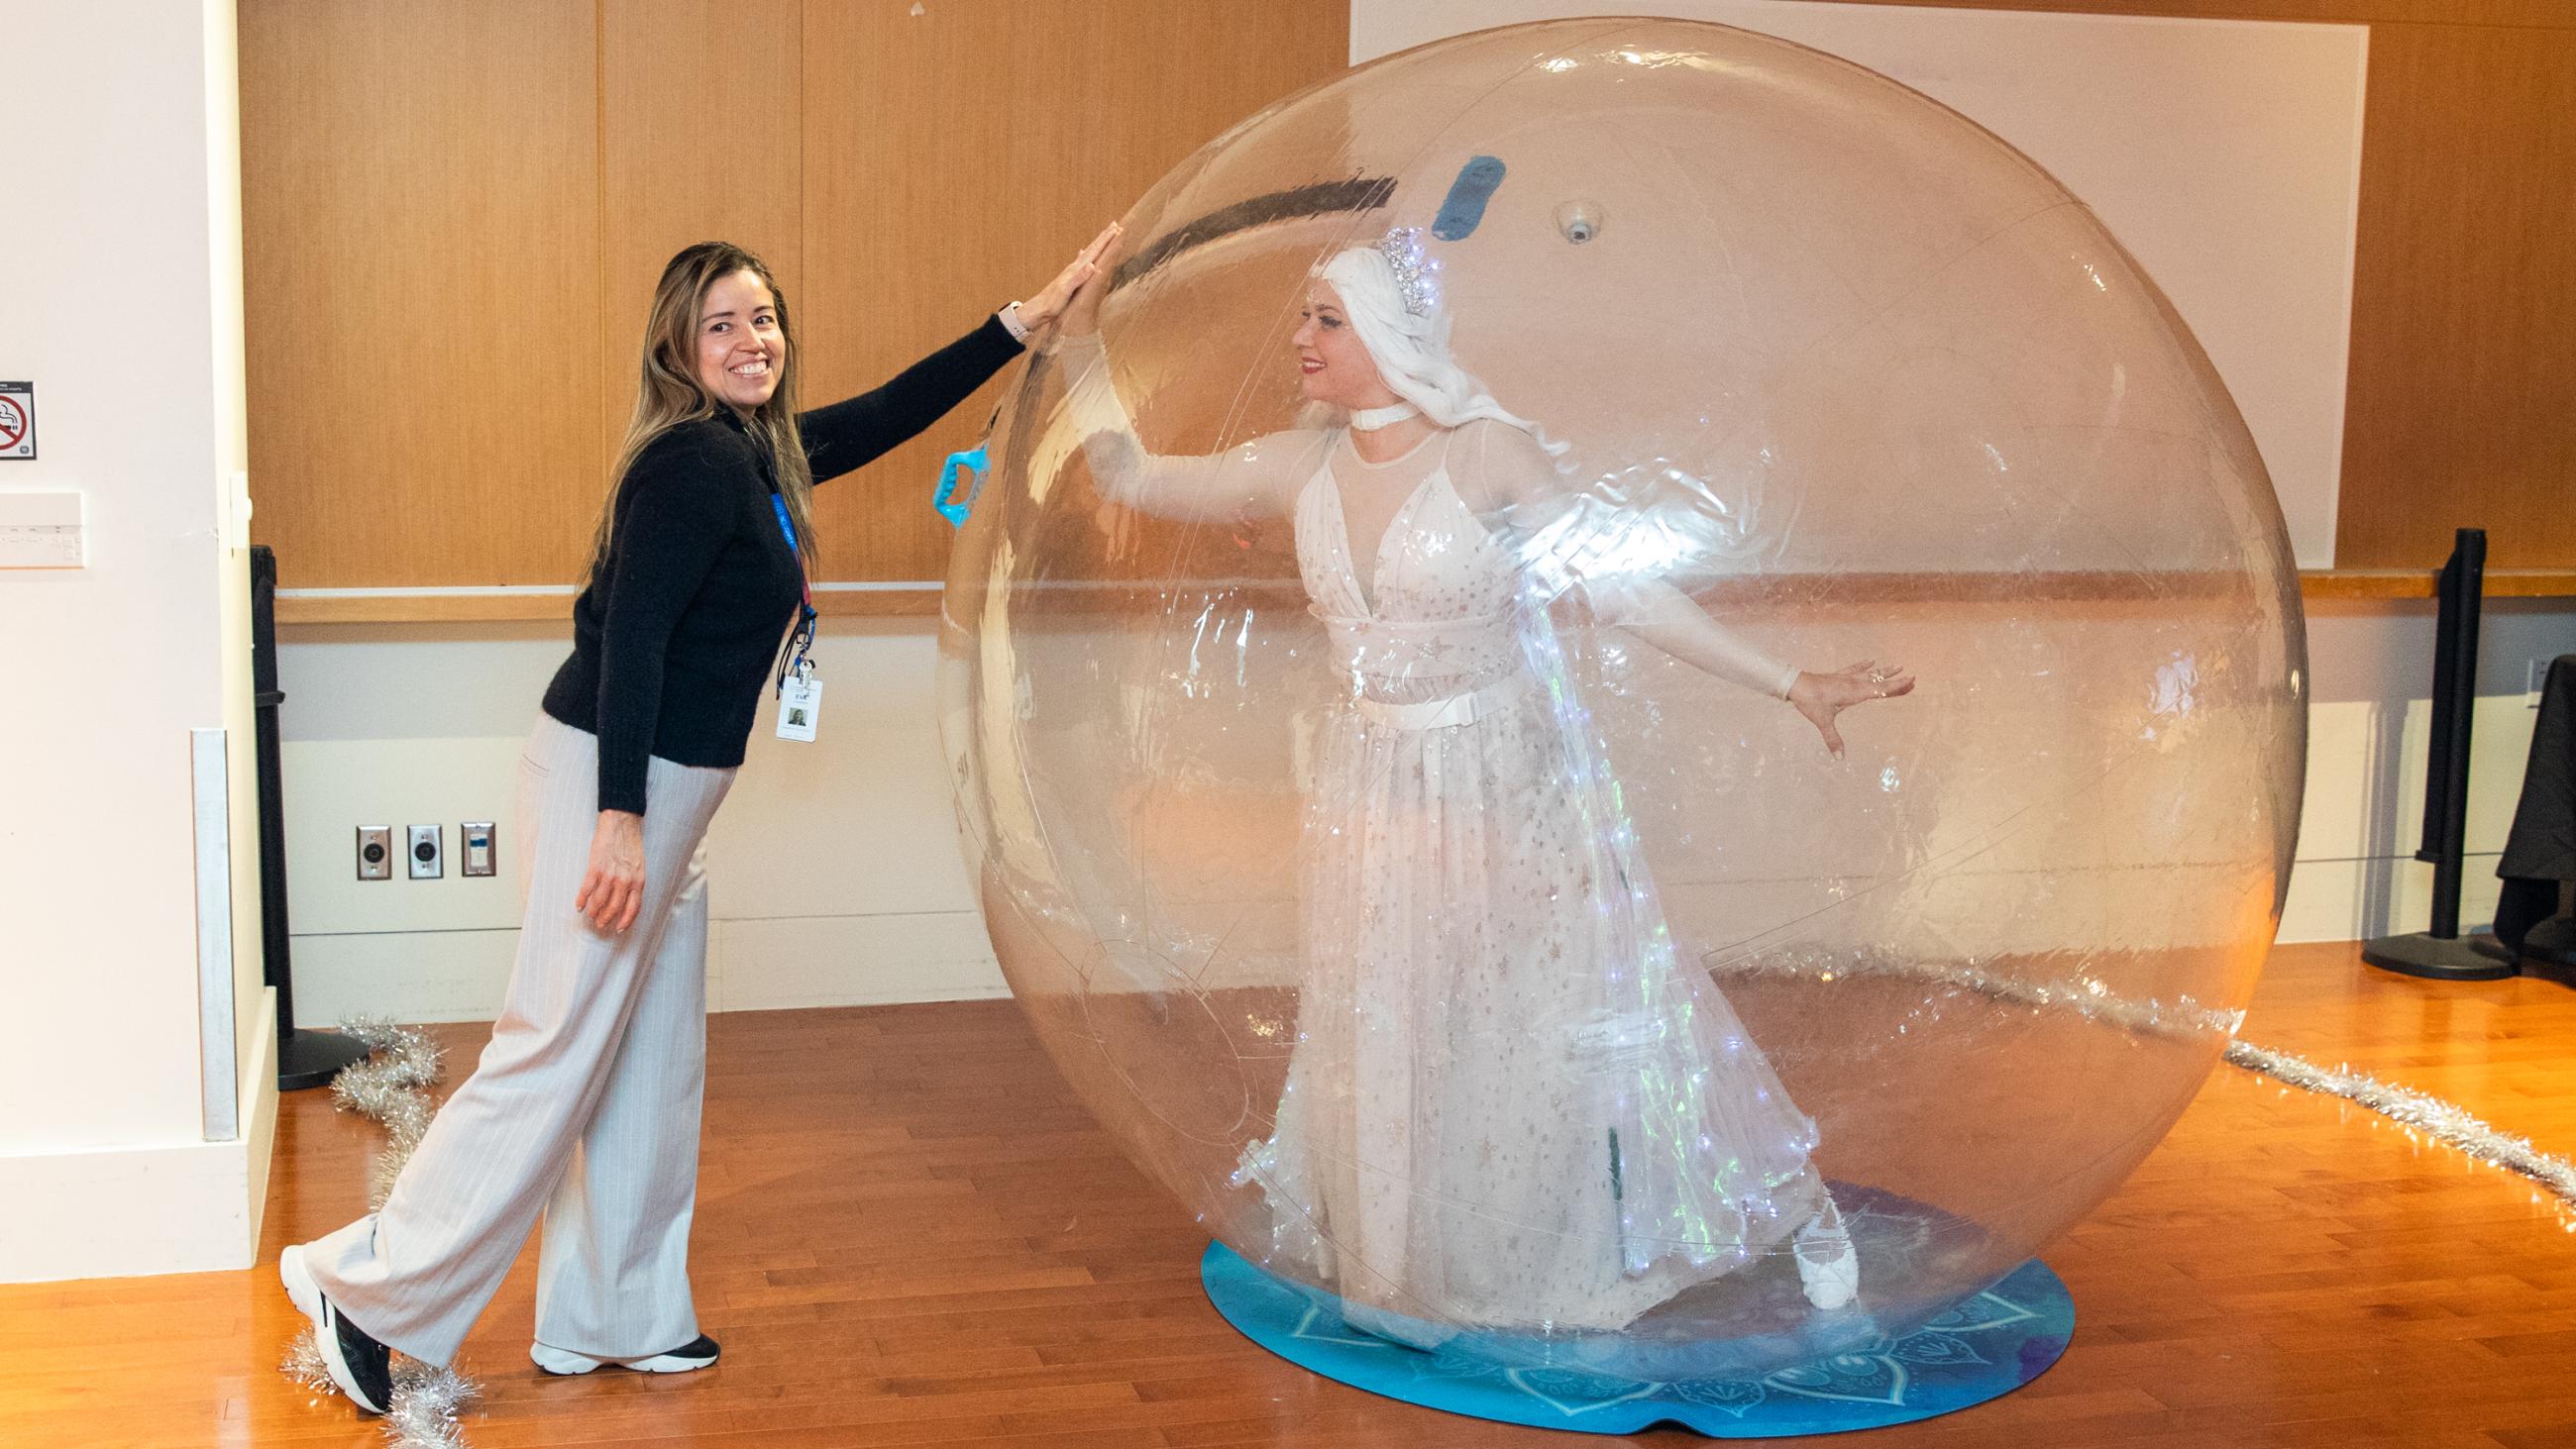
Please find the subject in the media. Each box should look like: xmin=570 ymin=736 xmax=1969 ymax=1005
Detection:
xmin=939 ymin=17 xmax=2305 ymax=1383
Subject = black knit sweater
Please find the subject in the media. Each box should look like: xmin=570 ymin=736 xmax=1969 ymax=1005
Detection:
xmin=541 ymin=314 xmax=1021 ymax=814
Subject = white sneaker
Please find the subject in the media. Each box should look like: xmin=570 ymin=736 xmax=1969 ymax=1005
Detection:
xmin=1793 ymin=1210 xmax=1861 ymax=1311
xmin=531 ymin=1333 xmax=720 ymax=1376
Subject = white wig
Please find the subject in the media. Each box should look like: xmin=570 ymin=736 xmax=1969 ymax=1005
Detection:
xmin=1317 ymin=242 xmax=1567 ymax=458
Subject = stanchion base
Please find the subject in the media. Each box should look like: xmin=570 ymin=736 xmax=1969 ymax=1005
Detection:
xmin=2362 ymin=932 xmax=2520 ymax=982
xmin=278 ymin=1027 xmax=374 ymax=1091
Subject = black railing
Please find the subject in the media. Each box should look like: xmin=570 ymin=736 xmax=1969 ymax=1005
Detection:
xmin=253 ymin=546 xmax=374 ymax=1087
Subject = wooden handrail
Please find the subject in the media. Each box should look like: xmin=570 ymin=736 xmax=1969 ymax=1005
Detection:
xmin=272 ymin=568 xmax=2576 ymax=625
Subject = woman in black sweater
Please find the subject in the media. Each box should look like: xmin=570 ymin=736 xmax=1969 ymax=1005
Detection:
xmin=281 ymin=230 xmax=1116 ymax=1414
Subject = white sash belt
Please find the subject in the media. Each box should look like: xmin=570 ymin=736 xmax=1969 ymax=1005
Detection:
xmin=1353 ymin=672 xmax=1538 ymax=731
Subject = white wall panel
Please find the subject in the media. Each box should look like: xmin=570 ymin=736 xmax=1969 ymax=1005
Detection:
xmin=1352 ymin=0 xmax=2367 ymax=569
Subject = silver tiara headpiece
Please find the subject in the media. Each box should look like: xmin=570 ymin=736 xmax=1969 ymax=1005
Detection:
xmin=1378 ymin=227 xmax=1442 ymax=318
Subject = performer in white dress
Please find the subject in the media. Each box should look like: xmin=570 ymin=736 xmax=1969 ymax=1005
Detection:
xmin=1053 ymin=231 xmax=1912 ymax=1346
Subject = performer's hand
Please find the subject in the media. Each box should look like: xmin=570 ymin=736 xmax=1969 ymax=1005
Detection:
xmin=1020 ymin=222 xmax=1122 ymax=332
xmin=575 ymin=809 xmax=647 ymax=934
xmin=1055 ymin=225 xmax=1123 ymax=339
xmin=1789 ymin=660 xmax=1915 ymax=761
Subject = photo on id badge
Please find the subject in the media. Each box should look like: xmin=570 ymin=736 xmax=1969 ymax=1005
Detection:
xmin=778 ymin=670 xmax=820 ymax=742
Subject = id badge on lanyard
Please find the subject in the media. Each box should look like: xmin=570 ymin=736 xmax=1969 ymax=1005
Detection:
xmin=772 ymin=494 xmax=821 ymax=742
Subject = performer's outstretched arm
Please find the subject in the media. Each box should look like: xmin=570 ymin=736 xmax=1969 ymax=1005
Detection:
xmin=1460 ymin=420 xmax=1913 ymax=757
xmin=1054 ymin=329 xmax=1324 ymax=524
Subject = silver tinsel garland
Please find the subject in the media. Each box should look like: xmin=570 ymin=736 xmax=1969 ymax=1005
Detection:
xmin=331 ymin=1016 xmax=448 ymax=1207
xmin=281 ymin=1017 xmax=484 ymax=1449
xmin=1715 ymin=948 xmax=2576 ymax=1206
xmin=2224 ymin=1040 xmax=2576 ymax=1201
xmin=282 ymin=1331 xmax=480 ymax=1449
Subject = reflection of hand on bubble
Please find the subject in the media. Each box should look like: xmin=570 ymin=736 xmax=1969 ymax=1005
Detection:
xmin=943 ymin=16 xmax=2304 ymax=1384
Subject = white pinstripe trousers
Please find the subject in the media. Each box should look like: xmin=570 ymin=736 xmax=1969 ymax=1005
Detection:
xmin=300 ymin=714 xmax=737 ymax=1368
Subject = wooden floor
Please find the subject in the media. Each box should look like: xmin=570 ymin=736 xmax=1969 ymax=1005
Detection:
xmin=7 ymin=940 xmax=2576 ymax=1448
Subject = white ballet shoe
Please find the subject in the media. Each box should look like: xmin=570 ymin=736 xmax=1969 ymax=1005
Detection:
xmin=1340 ymin=1297 xmax=1457 ymax=1352
xmin=1793 ymin=1211 xmax=1860 ymax=1311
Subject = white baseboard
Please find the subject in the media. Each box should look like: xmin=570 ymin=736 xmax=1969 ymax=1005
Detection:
xmin=239 ymin=995 xmax=280 ymax=1263
xmin=0 ymin=1001 xmax=278 ymax=1284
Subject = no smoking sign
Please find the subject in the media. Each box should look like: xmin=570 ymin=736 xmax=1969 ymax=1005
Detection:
xmin=0 ymin=382 xmax=33 ymax=461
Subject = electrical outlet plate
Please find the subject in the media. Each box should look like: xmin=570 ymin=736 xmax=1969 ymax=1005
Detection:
xmin=461 ymin=820 xmax=496 ymax=878
xmin=407 ymin=823 xmax=443 ymax=880
xmin=2531 ymin=659 xmax=2550 ymax=710
xmin=357 ymin=825 xmax=393 ymax=880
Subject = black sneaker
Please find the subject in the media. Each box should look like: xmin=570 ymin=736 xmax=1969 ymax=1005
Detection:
xmin=531 ymin=1332 xmax=720 ymax=1376
xmin=279 ymin=1245 xmax=394 ymax=1414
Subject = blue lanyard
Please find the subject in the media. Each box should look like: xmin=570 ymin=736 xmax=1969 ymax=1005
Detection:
xmin=770 ymin=496 xmax=805 ymax=581
xmin=771 ymin=493 xmax=816 ymax=689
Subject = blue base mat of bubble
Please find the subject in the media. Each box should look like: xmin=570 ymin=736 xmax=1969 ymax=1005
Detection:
xmin=1199 ymin=1241 xmax=2073 ymax=1437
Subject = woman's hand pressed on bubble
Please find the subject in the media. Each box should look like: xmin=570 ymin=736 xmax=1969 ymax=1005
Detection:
xmin=575 ymin=809 xmax=647 ymax=934
xmin=1018 ymin=223 xmax=1122 ymax=332
xmin=1052 ymin=224 xmax=1126 ymax=339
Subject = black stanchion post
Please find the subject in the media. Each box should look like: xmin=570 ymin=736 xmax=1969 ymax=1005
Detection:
xmin=2363 ymin=528 xmax=2518 ymax=981
xmin=252 ymin=546 xmax=375 ymax=1087
xmin=2421 ymin=528 xmax=2480 ymax=938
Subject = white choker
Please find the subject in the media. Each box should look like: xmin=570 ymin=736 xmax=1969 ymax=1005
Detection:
xmin=1349 ymin=402 xmax=1420 ymax=431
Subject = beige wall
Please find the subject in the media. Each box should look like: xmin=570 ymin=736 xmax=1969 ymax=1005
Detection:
xmin=274 ymin=621 xmax=1007 ymax=1024
xmin=269 ymin=598 xmax=2572 ymax=1025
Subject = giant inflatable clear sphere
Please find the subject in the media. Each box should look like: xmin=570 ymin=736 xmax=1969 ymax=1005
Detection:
xmin=939 ymin=18 xmax=2305 ymax=1382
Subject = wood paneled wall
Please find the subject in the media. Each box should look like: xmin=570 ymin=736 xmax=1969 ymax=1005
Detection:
xmin=242 ymin=0 xmax=1347 ymax=590
xmin=246 ymin=1 xmax=2573 ymax=596
xmin=2336 ymin=22 xmax=2576 ymax=569
xmin=240 ymin=1 xmax=605 ymax=588
xmin=797 ymin=2 xmax=1349 ymax=585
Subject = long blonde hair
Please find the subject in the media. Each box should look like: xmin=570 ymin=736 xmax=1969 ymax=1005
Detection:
xmin=589 ymin=242 xmax=817 ymax=580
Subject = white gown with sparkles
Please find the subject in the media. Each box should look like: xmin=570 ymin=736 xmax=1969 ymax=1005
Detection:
xmin=1231 ymin=424 xmax=1831 ymax=1342
xmin=1061 ymin=339 xmax=1834 ymax=1342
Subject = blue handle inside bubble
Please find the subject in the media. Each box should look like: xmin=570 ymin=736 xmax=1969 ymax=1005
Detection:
xmin=1433 ymin=155 xmax=1506 ymax=241
xmin=934 ymin=445 xmax=988 ymax=528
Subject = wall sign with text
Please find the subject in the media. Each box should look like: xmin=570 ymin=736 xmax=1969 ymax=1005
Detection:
xmin=0 ymin=382 xmax=35 ymax=461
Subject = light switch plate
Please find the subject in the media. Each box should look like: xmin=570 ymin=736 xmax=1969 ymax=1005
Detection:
xmin=461 ymin=820 xmax=496 ymax=878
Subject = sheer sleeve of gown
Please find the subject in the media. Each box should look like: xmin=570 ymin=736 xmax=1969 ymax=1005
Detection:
xmin=1455 ymin=419 xmax=1801 ymax=700
xmin=1056 ymin=331 xmax=1329 ymax=524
